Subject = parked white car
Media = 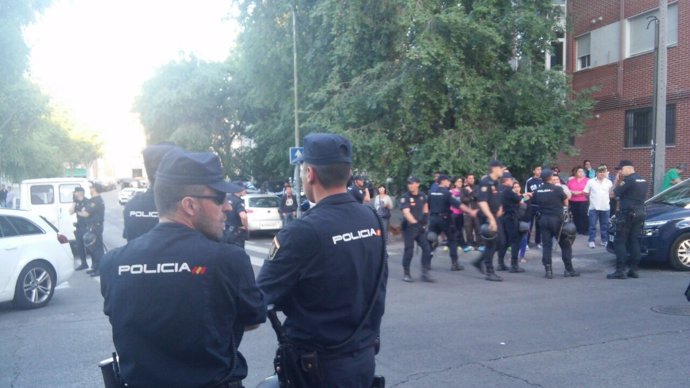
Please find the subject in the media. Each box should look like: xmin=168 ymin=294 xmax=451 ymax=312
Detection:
xmin=0 ymin=209 xmax=74 ymax=309
xmin=118 ymin=188 xmax=145 ymax=205
xmin=243 ymin=194 xmax=283 ymax=232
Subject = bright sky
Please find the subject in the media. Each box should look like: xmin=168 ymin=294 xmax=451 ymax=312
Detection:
xmin=25 ymin=0 xmax=239 ymax=178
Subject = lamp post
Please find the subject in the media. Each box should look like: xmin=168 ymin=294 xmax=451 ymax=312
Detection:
xmin=288 ymin=3 xmax=302 ymax=217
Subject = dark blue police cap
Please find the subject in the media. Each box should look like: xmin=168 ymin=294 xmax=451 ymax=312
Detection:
xmin=489 ymin=160 xmax=504 ymax=168
xmin=438 ymin=174 xmax=450 ymax=182
xmin=296 ymin=133 xmax=352 ymax=165
xmin=541 ymin=169 xmax=554 ymax=180
xmin=156 ymin=148 xmax=243 ymax=193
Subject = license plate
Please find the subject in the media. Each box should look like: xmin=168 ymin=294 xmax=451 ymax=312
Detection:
xmin=608 ymin=235 xmax=615 ymax=242
xmin=260 ymin=222 xmax=281 ymax=229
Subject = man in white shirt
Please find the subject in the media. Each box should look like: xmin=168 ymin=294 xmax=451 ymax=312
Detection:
xmin=584 ymin=165 xmax=613 ymax=248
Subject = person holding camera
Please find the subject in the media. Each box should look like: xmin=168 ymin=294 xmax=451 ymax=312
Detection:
xmin=70 ymin=187 xmax=89 ymax=270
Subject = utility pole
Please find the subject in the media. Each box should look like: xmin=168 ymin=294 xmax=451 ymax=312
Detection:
xmin=650 ymin=0 xmax=668 ymax=195
xmin=289 ymin=3 xmax=302 ymax=217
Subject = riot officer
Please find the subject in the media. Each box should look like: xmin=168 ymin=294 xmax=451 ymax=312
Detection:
xmin=427 ymin=174 xmax=476 ymax=271
xmin=80 ymin=183 xmax=105 ymax=277
xmin=531 ymin=169 xmax=580 ymax=279
xmin=471 ymin=160 xmax=505 ymax=282
xmin=496 ymin=172 xmax=529 ymax=273
xmin=223 ymin=183 xmax=249 ymax=248
xmin=122 ymin=143 xmax=178 ymax=242
xmin=608 ymin=160 xmax=648 ymax=279
xmin=400 ymin=176 xmax=433 ymax=282
xmin=257 ymin=133 xmax=387 ymax=387
xmin=100 ymin=149 xmax=265 ymax=387
xmin=70 ymin=187 xmax=89 ymax=270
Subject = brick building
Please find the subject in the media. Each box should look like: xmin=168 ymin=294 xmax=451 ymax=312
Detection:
xmin=557 ymin=0 xmax=688 ymax=183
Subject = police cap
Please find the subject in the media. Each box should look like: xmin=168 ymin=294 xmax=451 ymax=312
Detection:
xmin=437 ymin=174 xmax=450 ymax=182
xmin=614 ymin=160 xmax=633 ymax=170
xmin=296 ymin=133 xmax=352 ymax=165
xmin=156 ymin=148 xmax=243 ymax=193
xmin=541 ymin=168 xmax=554 ymax=180
xmin=143 ymin=142 xmax=179 ymax=182
xmin=489 ymin=160 xmax=504 ymax=169
xmin=407 ymin=176 xmax=420 ymax=184
xmin=74 ymin=187 xmax=85 ymax=193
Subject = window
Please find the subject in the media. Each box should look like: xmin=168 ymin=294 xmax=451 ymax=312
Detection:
xmin=0 ymin=217 xmax=19 ymax=238
xmin=624 ymin=105 xmax=676 ymax=148
xmin=30 ymin=185 xmax=55 ymax=205
xmin=628 ymin=3 xmax=678 ymax=57
xmin=248 ymin=197 xmax=280 ymax=208
xmin=60 ymin=184 xmax=81 ymax=203
xmin=576 ymin=34 xmax=590 ymax=70
xmin=7 ymin=216 xmax=44 ymax=236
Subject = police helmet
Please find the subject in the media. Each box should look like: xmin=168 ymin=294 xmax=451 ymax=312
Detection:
xmin=426 ymin=231 xmax=439 ymax=244
xmin=519 ymin=221 xmax=530 ymax=233
xmin=561 ymin=222 xmax=577 ymax=238
xmin=479 ymin=223 xmax=497 ymax=241
xmin=83 ymin=230 xmax=97 ymax=248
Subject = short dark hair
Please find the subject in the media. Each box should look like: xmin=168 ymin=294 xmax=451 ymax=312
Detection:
xmin=154 ymin=182 xmax=207 ymax=216
xmin=310 ymin=163 xmax=351 ymax=189
xmin=377 ymin=184 xmax=387 ymax=194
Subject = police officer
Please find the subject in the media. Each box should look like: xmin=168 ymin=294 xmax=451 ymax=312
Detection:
xmin=80 ymin=183 xmax=105 ymax=277
xmin=100 ymin=149 xmax=266 ymax=388
xmin=223 ymin=183 xmax=249 ymax=248
xmin=531 ymin=169 xmax=580 ymax=279
xmin=348 ymin=174 xmax=371 ymax=204
xmin=471 ymin=160 xmax=505 ymax=281
xmin=257 ymin=133 xmax=387 ymax=388
xmin=122 ymin=143 xmax=178 ymax=242
xmin=497 ymin=172 xmax=528 ymax=273
xmin=608 ymin=160 xmax=648 ymax=279
xmin=70 ymin=187 xmax=89 ymax=270
xmin=400 ymin=176 xmax=433 ymax=282
xmin=428 ymin=174 xmax=476 ymax=271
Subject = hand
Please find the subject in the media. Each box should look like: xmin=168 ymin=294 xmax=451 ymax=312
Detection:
xmin=489 ymin=219 xmax=497 ymax=232
xmin=469 ymin=209 xmax=478 ymax=218
xmin=524 ymin=192 xmax=533 ymax=199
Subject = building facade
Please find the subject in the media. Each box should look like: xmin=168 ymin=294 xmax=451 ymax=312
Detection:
xmin=557 ymin=0 xmax=688 ymax=184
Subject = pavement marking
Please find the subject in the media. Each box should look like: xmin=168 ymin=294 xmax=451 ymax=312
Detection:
xmin=245 ymin=242 xmax=268 ymax=268
xmin=56 ymin=282 xmax=71 ymax=290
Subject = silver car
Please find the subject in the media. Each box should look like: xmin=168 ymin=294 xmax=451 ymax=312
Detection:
xmin=242 ymin=194 xmax=283 ymax=232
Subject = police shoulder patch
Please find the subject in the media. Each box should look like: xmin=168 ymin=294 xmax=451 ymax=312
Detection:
xmin=267 ymin=236 xmax=280 ymax=261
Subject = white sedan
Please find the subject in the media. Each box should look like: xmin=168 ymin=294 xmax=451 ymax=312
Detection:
xmin=0 ymin=209 xmax=74 ymax=309
xmin=243 ymin=194 xmax=283 ymax=232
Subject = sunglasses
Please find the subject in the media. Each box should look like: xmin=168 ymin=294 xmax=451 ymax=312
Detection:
xmin=185 ymin=191 xmax=227 ymax=205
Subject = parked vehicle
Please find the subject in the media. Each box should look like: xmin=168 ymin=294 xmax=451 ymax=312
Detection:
xmin=0 ymin=209 xmax=74 ymax=309
xmin=607 ymin=178 xmax=690 ymax=270
xmin=19 ymin=178 xmax=91 ymax=241
xmin=118 ymin=187 xmax=145 ymax=205
xmin=243 ymin=194 xmax=283 ymax=232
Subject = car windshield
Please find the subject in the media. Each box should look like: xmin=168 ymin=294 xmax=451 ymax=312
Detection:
xmin=648 ymin=178 xmax=690 ymax=208
xmin=248 ymin=197 xmax=280 ymax=208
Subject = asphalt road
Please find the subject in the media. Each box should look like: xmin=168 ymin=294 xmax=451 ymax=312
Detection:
xmin=1 ymin=191 xmax=689 ymax=387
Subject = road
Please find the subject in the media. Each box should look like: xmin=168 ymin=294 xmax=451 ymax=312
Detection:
xmin=1 ymin=190 xmax=689 ymax=387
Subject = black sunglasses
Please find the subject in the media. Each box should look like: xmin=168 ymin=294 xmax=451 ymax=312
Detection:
xmin=185 ymin=192 xmax=227 ymax=206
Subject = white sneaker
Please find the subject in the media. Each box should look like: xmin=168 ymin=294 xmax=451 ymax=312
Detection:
xmin=601 ymin=242 xmax=608 ymax=247
xmin=537 ymin=244 xmax=543 ymax=249
xmin=588 ymin=241 xmax=595 ymax=248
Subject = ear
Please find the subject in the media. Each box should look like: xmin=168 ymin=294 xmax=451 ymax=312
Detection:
xmin=306 ymin=165 xmax=317 ymax=184
xmin=180 ymin=197 xmax=197 ymax=217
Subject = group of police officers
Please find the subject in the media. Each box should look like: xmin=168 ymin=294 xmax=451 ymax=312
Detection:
xmin=94 ymin=130 xmax=648 ymax=388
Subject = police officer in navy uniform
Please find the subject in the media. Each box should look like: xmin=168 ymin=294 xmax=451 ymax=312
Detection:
xmin=80 ymin=183 xmax=105 ymax=277
xmin=71 ymin=187 xmax=89 ymax=270
xmin=400 ymin=176 xmax=433 ymax=282
xmin=100 ymin=149 xmax=266 ymax=388
xmin=122 ymin=143 xmax=178 ymax=242
xmin=608 ymin=160 xmax=648 ymax=279
xmin=257 ymin=133 xmax=387 ymax=388
xmin=531 ymin=169 xmax=580 ymax=279
xmin=472 ymin=160 xmax=505 ymax=281
xmin=223 ymin=184 xmax=249 ymax=248
xmin=497 ymin=172 xmax=528 ymax=273
xmin=348 ymin=174 xmax=370 ymax=204
xmin=428 ymin=174 xmax=477 ymax=271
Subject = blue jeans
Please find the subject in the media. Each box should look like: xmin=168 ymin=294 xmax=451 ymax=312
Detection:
xmin=588 ymin=209 xmax=610 ymax=243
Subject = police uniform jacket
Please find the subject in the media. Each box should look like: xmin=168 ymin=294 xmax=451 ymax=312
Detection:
xmin=476 ymin=176 xmax=501 ymax=222
xmin=225 ymin=194 xmax=245 ymax=228
xmin=257 ymin=193 xmax=387 ymax=354
xmin=614 ymin=173 xmax=648 ymax=211
xmin=74 ymin=198 xmax=88 ymax=227
xmin=400 ymin=191 xmax=428 ymax=225
xmin=100 ymin=222 xmax=266 ymax=387
xmin=85 ymin=195 xmax=105 ymax=227
xmin=428 ymin=186 xmax=461 ymax=216
xmin=122 ymin=189 xmax=158 ymax=241
xmin=500 ymin=186 xmax=522 ymax=218
xmin=531 ymin=183 xmax=567 ymax=217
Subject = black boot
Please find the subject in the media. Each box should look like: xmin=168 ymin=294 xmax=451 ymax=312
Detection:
xmin=607 ymin=270 xmax=627 ymax=279
xmin=450 ymin=260 xmax=464 ymax=271
xmin=563 ymin=262 xmax=580 ymax=277
xmin=509 ymin=259 xmax=525 ymax=273
xmin=496 ymin=257 xmax=508 ymax=271
xmin=421 ymin=268 xmax=435 ymax=283
xmin=485 ymin=267 xmax=503 ymax=282
xmin=403 ymin=268 xmax=414 ymax=283
xmin=627 ymin=262 xmax=640 ymax=278
xmin=544 ymin=265 xmax=553 ymax=279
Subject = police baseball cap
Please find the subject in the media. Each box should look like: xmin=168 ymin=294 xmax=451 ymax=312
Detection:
xmin=407 ymin=176 xmax=420 ymax=184
xmin=614 ymin=160 xmax=633 ymax=170
xmin=501 ymin=171 xmax=513 ymax=179
xmin=353 ymin=174 xmax=364 ymax=181
xmin=74 ymin=187 xmax=85 ymax=193
xmin=156 ymin=148 xmax=244 ymax=193
xmin=541 ymin=169 xmax=554 ymax=180
xmin=437 ymin=174 xmax=450 ymax=182
xmin=143 ymin=142 xmax=179 ymax=182
xmin=489 ymin=160 xmax=504 ymax=168
xmin=295 ymin=133 xmax=352 ymax=165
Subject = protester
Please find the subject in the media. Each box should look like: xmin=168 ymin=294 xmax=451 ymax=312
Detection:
xmin=584 ymin=165 xmax=613 ymax=248
xmin=374 ymin=184 xmax=393 ymax=240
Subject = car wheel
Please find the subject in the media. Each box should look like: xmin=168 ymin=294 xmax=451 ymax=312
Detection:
xmin=13 ymin=261 xmax=56 ymax=309
xmin=669 ymin=233 xmax=690 ymax=271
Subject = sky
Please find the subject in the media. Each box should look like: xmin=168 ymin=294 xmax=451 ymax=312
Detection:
xmin=24 ymin=0 xmax=239 ymax=178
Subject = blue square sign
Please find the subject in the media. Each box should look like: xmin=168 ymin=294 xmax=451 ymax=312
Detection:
xmin=289 ymin=147 xmax=304 ymax=165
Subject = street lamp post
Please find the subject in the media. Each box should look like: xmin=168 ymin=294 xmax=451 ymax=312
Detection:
xmin=289 ymin=3 xmax=302 ymax=217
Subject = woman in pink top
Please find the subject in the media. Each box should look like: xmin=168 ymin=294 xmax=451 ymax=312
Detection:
xmin=567 ymin=166 xmax=590 ymax=235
